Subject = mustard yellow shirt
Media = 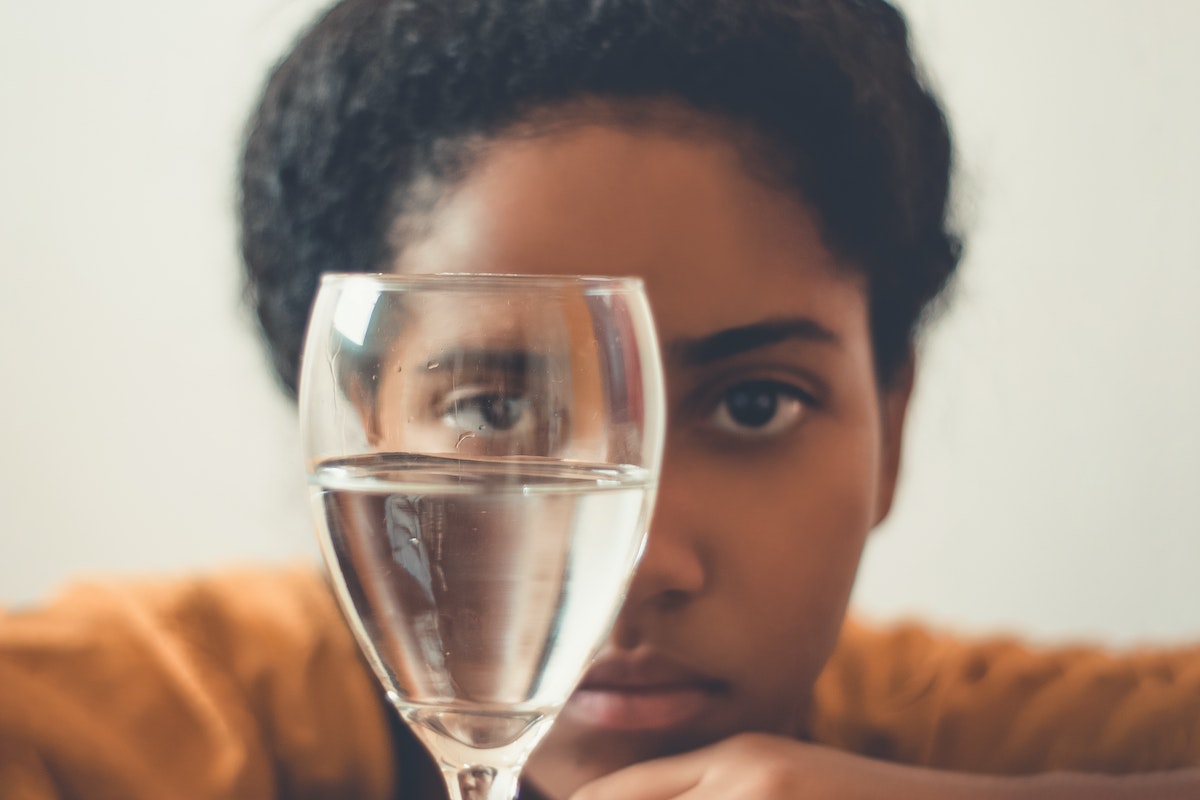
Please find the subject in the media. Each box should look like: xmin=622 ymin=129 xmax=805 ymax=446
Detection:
xmin=1 ymin=567 xmax=1197 ymax=799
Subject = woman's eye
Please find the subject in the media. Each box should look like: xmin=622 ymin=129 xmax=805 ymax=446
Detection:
xmin=706 ymin=380 xmax=810 ymax=438
xmin=442 ymin=393 xmax=529 ymax=432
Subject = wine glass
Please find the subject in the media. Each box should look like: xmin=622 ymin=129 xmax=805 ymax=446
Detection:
xmin=299 ymin=273 xmax=665 ymax=800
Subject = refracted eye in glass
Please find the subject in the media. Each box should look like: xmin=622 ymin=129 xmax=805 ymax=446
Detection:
xmin=418 ymin=348 xmax=571 ymax=456
xmin=441 ymin=392 xmax=530 ymax=433
xmin=428 ymin=351 xmax=537 ymax=436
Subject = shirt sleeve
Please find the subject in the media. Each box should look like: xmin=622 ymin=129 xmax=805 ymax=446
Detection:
xmin=811 ymin=617 xmax=1200 ymax=774
xmin=0 ymin=566 xmax=398 ymax=800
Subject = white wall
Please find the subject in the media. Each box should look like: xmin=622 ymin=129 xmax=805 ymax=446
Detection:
xmin=0 ymin=0 xmax=330 ymax=598
xmin=855 ymin=0 xmax=1200 ymax=645
xmin=2 ymin=1 xmax=1197 ymax=647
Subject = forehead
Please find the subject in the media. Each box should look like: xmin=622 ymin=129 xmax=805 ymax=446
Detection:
xmin=395 ymin=120 xmax=868 ymax=343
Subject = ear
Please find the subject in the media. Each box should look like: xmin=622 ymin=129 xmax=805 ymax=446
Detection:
xmin=873 ymin=353 xmax=916 ymax=527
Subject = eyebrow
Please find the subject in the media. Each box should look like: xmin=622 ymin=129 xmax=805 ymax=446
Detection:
xmin=421 ymin=348 xmax=548 ymax=375
xmin=668 ymin=317 xmax=841 ymax=367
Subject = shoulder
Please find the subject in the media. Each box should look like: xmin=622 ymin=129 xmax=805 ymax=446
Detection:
xmin=812 ymin=616 xmax=1200 ymax=774
xmin=0 ymin=564 xmax=399 ymax=799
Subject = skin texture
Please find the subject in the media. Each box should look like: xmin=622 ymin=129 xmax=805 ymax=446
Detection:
xmin=391 ymin=107 xmax=1200 ymax=800
xmin=396 ymin=115 xmax=912 ymax=798
xmin=566 ymin=734 xmax=1200 ymax=800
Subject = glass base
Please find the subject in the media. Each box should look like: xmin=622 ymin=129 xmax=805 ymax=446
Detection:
xmin=445 ymin=765 xmax=521 ymax=800
xmin=398 ymin=699 xmax=557 ymax=800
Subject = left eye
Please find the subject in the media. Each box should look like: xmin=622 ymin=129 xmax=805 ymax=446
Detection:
xmin=707 ymin=380 xmax=810 ymax=438
xmin=442 ymin=393 xmax=529 ymax=432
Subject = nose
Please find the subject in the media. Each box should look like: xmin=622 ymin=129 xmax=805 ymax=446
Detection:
xmin=614 ymin=449 xmax=707 ymax=628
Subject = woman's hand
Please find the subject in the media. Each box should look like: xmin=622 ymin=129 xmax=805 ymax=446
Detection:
xmin=567 ymin=732 xmax=1200 ymax=800
xmin=567 ymin=734 xmax=941 ymax=800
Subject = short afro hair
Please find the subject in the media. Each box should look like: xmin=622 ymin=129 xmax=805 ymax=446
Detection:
xmin=240 ymin=0 xmax=961 ymax=397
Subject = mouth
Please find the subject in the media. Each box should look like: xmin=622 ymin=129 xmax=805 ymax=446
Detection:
xmin=562 ymin=652 xmax=728 ymax=732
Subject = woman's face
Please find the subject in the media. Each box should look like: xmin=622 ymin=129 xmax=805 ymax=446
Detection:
xmin=395 ymin=114 xmax=912 ymax=798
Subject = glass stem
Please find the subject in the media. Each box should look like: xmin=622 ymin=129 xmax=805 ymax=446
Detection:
xmin=444 ymin=765 xmax=522 ymax=800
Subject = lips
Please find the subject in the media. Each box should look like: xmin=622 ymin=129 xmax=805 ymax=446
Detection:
xmin=562 ymin=652 xmax=727 ymax=731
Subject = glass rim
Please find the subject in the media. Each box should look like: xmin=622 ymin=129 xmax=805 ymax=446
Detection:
xmin=319 ymin=272 xmax=645 ymax=294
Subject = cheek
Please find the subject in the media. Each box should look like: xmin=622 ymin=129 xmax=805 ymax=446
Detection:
xmin=727 ymin=465 xmax=872 ymax=630
xmin=700 ymin=425 xmax=881 ymax=670
xmin=711 ymin=422 xmax=880 ymax=578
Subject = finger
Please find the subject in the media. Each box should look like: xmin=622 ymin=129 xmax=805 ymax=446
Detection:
xmin=569 ymin=750 xmax=707 ymax=800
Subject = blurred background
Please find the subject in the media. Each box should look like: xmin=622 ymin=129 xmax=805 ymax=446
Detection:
xmin=1 ymin=0 xmax=1197 ymax=646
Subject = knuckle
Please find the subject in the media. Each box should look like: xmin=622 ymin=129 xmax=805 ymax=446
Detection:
xmin=722 ymin=731 xmax=777 ymax=756
xmin=713 ymin=733 xmax=802 ymax=796
xmin=742 ymin=764 xmax=800 ymax=797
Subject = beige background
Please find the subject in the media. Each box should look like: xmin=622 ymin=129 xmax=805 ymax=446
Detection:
xmin=1 ymin=1 xmax=1197 ymax=645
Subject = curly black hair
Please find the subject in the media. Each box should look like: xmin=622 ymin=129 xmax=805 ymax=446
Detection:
xmin=240 ymin=0 xmax=961 ymax=398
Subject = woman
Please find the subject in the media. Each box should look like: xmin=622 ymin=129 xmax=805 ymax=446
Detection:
xmin=2 ymin=1 xmax=1198 ymax=797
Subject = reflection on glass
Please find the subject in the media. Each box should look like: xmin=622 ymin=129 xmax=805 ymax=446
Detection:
xmin=301 ymin=274 xmax=664 ymax=800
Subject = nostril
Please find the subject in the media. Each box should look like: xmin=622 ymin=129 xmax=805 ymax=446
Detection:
xmin=607 ymin=586 xmax=695 ymax=649
xmin=654 ymin=588 xmax=693 ymax=612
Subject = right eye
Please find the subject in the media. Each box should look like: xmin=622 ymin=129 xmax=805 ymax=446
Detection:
xmin=441 ymin=391 xmax=530 ymax=433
